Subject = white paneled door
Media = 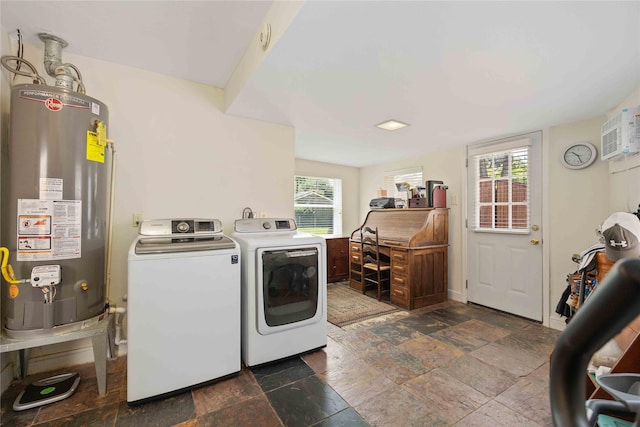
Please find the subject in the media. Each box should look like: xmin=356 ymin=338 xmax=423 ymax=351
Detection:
xmin=466 ymin=131 xmax=542 ymax=321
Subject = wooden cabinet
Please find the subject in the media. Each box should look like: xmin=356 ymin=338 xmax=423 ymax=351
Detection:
xmin=326 ymin=237 xmax=349 ymax=283
xmin=349 ymin=208 xmax=449 ymax=310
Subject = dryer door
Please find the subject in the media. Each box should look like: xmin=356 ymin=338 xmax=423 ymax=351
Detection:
xmin=256 ymin=245 xmax=324 ymax=334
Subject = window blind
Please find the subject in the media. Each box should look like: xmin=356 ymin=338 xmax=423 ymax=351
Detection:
xmin=383 ymin=167 xmax=423 ymax=199
xmin=469 ymin=146 xmax=530 ymax=232
xmin=294 ymin=176 xmax=342 ymax=236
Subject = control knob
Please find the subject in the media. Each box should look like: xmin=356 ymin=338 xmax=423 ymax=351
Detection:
xmin=176 ymin=222 xmax=190 ymax=233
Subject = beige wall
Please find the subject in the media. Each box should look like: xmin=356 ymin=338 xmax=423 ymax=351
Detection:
xmin=546 ymin=116 xmax=610 ymax=329
xmin=0 ymin=36 xmax=295 ymax=383
xmin=294 ymin=159 xmax=360 ymax=237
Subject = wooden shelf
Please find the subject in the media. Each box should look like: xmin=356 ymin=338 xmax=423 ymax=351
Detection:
xmin=588 ymin=332 xmax=640 ymax=400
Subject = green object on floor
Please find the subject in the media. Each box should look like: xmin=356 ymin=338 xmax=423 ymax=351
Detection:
xmin=13 ymin=372 xmax=80 ymax=411
xmin=597 ymin=414 xmax=633 ymax=427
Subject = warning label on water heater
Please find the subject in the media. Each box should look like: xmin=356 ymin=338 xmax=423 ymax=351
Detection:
xmin=17 ymin=199 xmax=82 ymax=261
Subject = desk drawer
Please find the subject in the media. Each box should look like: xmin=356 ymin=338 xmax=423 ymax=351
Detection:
xmin=392 ymin=264 xmax=408 ymax=275
xmin=391 ymin=250 xmax=408 ymax=263
xmin=391 ymin=273 xmax=408 ymax=287
xmin=391 ymin=249 xmax=408 ymax=275
xmin=391 ymin=284 xmax=409 ymax=307
xmin=350 ymin=243 xmax=361 ymax=253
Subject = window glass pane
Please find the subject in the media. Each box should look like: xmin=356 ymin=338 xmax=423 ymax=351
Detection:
xmin=294 ymin=176 xmax=342 ymax=236
xmin=471 ymin=146 xmax=530 ymax=232
xmin=512 ymin=181 xmax=528 ymax=203
xmin=512 ymin=150 xmax=528 ymax=178
xmin=494 ymin=154 xmax=509 ymax=177
xmin=479 ymin=181 xmax=493 ymax=203
xmin=495 ymin=179 xmax=509 ymax=203
xmin=512 ymin=205 xmax=528 ymax=229
xmin=479 ymin=158 xmax=492 ymax=179
xmin=479 ymin=206 xmax=493 ymax=228
xmin=495 ymin=205 xmax=509 ymax=228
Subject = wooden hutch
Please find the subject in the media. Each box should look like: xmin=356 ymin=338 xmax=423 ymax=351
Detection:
xmin=349 ymin=208 xmax=449 ymax=310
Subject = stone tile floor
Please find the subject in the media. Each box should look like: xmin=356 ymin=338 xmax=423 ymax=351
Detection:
xmin=0 ymin=300 xmax=561 ymax=426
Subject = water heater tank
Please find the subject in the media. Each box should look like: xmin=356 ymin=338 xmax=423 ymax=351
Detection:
xmin=1 ymin=83 xmax=109 ymax=336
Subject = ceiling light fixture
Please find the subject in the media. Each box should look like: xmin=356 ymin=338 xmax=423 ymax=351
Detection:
xmin=376 ymin=119 xmax=409 ymax=131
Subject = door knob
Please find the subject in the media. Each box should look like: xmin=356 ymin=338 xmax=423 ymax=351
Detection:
xmin=530 ymin=238 xmax=540 ymax=245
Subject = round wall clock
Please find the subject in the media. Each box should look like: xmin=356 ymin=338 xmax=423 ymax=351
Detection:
xmin=562 ymin=142 xmax=598 ymax=170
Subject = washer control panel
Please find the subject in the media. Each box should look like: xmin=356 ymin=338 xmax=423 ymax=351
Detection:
xmin=139 ymin=218 xmax=223 ymax=236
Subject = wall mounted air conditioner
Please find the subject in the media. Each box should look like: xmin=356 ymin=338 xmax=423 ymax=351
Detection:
xmin=601 ymin=106 xmax=640 ymax=160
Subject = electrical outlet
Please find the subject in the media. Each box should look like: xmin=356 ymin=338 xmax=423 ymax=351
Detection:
xmin=132 ymin=213 xmax=143 ymax=227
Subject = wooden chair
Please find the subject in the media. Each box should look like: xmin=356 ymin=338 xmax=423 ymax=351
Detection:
xmin=360 ymin=226 xmax=391 ymax=301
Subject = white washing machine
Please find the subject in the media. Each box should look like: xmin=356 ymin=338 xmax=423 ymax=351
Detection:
xmin=232 ymin=218 xmax=327 ymax=367
xmin=127 ymin=218 xmax=241 ymax=403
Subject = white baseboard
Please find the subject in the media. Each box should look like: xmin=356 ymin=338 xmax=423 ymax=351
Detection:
xmin=549 ymin=315 xmax=568 ymax=332
xmin=115 ymin=343 xmax=128 ymax=356
xmin=448 ymin=289 xmax=464 ymax=303
xmin=26 ymin=345 xmax=96 ymax=376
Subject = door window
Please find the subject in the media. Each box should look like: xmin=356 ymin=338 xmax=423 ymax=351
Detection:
xmin=262 ymin=247 xmax=319 ymax=326
xmin=471 ymin=146 xmax=529 ymax=233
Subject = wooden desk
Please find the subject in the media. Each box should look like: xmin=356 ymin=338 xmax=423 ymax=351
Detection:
xmin=349 ymin=208 xmax=448 ymax=310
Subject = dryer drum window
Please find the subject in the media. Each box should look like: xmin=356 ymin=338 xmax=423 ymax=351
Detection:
xmin=262 ymin=247 xmax=319 ymax=326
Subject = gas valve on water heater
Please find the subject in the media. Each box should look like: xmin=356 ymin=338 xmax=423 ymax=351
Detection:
xmin=30 ymin=265 xmax=61 ymax=287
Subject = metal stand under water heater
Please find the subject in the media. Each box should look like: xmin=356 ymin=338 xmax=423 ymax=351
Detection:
xmin=0 ymin=33 xmax=112 ymax=340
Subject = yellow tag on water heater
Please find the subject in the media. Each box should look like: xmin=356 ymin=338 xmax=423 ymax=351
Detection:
xmin=86 ymin=131 xmax=105 ymax=163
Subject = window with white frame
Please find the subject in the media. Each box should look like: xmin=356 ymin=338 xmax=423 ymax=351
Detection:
xmin=383 ymin=167 xmax=423 ymax=200
xmin=470 ymin=144 xmax=530 ymax=232
xmin=294 ymin=176 xmax=342 ymax=236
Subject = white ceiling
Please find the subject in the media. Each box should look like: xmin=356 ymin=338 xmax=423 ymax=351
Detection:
xmin=2 ymin=1 xmax=640 ymax=167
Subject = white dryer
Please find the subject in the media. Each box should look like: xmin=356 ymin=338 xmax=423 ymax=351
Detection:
xmin=127 ymin=218 xmax=241 ymax=403
xmin=232 ymin=218 xmax=327 ymax=367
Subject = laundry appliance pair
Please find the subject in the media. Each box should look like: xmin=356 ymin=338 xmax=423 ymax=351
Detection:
xmin=127 ymin=217 xmax=327 ymax=403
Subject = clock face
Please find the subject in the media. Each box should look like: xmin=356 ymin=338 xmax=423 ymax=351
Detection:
xmin=563 ymin=143 xmax=597 ymax=169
